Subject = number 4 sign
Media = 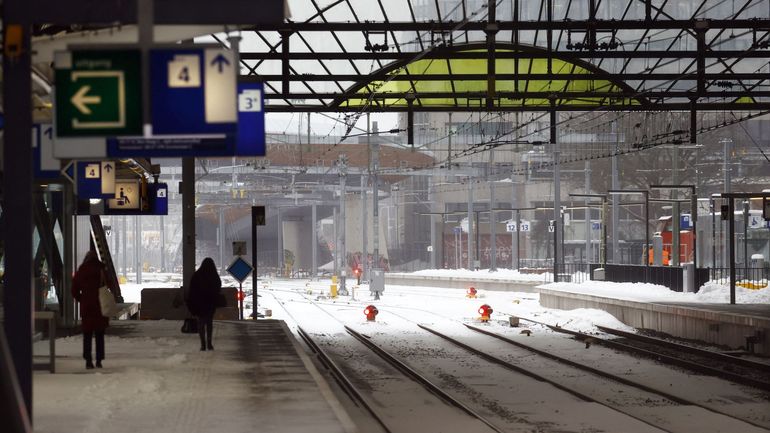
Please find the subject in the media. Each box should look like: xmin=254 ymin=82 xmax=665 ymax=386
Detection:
xmin=168 ymin=55 xmax=201 ymax=88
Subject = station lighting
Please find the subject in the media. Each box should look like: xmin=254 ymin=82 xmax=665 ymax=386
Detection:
xmin=364 ymin=305 xmax=379 ymax=321
xmin=478 ymin=304 xmax=493 ymax=322
xmin=466 ymin=287 xmax=478 ymax=299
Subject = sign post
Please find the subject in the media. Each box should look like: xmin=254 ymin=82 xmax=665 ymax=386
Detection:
xmin=251 ymin=206 xmax=266 ymax=318
xmin=226 ymin=256 xmax=253 ymax=320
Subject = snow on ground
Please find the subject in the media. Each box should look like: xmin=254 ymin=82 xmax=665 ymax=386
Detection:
xmin=395 ymin=267 xmax=550 ymax=282
xmin=35 ymin=273 xmax=768 ymax=433
xmin=394 ymin=268 xmax=770 ymax=304
xmin=542 ymin=280 xmax=770 ymax=304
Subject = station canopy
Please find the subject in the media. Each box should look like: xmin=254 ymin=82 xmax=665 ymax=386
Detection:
xmin=236 ymin=0 xmax=770 ymax=113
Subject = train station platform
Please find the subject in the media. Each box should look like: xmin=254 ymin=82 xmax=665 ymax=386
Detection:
xmin=32 ymin=320 xmax=357 ymax=433
xmin=385 ymin=272 xmax=541 ymax=292
xmin=539 ymin=287 xmax=770 ymax=356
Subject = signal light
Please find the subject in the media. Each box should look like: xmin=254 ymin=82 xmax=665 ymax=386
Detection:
xmin=478 ymin=304 xmax=493 ymax=322
xmin=236 ymin=290 xmax=245 ymax=301
xmin=364 ymin=305 xmax=379 ymax=321
xmin=466 ymin=286 xmax=477 ymax=298
xmin=353 ymin=267 xmax=362 ymax=284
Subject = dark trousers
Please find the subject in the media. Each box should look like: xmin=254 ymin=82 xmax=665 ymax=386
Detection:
xmin=83 ymin=330 xmax=105 ymax=362
xmin=198 ymin=314 xmax=214 ymax=348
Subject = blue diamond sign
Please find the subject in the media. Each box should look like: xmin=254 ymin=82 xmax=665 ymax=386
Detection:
xmin=227 ymin=256 xmax=253 ymax=283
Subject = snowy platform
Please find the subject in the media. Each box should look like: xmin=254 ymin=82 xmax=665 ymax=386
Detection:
xmin=539 ymin=287 xmax=770 ymax=355
xmin=33 ymin=320 xmax=356 ymax=433
xmin=386 ymin=270 xmax=541 ymax=292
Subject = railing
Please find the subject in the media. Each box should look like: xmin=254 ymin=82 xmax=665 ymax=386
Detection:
xmin=709 ymin=267 xmax=769 ymax=286
xmin=550 ymin=263 xmax=596 ymax=283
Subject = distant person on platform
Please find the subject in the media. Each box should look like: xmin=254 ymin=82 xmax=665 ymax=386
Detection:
xmin=187 ymin=258 xmax=222 ymax=351
xmin=72 ymin=251 xmax=109 ymax=369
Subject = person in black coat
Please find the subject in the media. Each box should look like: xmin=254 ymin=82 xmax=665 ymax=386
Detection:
xmin=186 ymin=258 xmax=222 ymax=351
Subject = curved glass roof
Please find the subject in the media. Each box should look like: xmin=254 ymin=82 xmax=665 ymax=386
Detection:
xmin=338 ymin=46 xmax=641 ymax=109
xmin=236 ymin=0 xmax=770 ymax=111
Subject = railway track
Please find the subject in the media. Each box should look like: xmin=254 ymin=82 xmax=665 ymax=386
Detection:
xmin=268 ymin=290 xmax=504 ymax=433
xmin=371 ymin=307 xmax=769 ymax=433
xmin=497 ymin=310 xmax=770 ymax=393
xmin=268 ymin=287 xmax=770 ymax=432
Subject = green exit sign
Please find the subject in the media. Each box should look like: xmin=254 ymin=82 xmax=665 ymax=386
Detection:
xmin=55 ymin=49 xmax=143 ymax=137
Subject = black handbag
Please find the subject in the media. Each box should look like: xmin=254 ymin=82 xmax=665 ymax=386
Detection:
xmin=181 ymin=318 xmax=198 ymax=334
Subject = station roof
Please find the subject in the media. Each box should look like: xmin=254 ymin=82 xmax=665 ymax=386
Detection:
xmin=236 ymin=0 xmax=770 ymax=113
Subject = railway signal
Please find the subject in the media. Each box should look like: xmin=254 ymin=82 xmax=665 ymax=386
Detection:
xmin=353 ymin=266 xmax=362 ymax=285
xmin=364 ymin=305 xmax=379 ymax=321
xmin=466 ymin=286 xmax=477 ymax=298
xmin=478 ymin=304 xmax=493 ymax=322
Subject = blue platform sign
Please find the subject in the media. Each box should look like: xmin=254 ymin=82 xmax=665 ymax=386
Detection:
xmin=227 ymin=256 xmax=254 ymax=284
xmin=236 ymin=82 xmax=266 ymax=156
xmin=680 ymin=214 xmax=692 ymax=230
xmin=150 ymin=47 xmax=237 ymax=135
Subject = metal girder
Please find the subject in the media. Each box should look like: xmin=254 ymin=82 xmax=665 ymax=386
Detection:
xmin=263 ymin=102 xmax=770 ymax=113
xmin=241 ymin=50 xmax=770 ymax=60
xmin=246 ymin=72 xmax=770 ymax=82
xmin=27 ymin=0 xmax=284 ymax=25
xmin=239 ymin=19 xmax=770 ymax=32
xmin=262 ymin=91 xmax=770 ymax=99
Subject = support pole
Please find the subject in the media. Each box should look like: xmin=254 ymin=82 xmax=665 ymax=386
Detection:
xmin=218 ymin=208 xmax=225 ymax=273
xmin=159 ymin=215 xmax=166 ymax=272
xmin=551 ymin=106 xmax=561 ymax=281
xmin=135 ymin=216 xmax=142 ymax=284
xmin=182 ymin=158 xmax=195 ymax=298
xmin=489 ymin=149 xmax=497 ymax=271
xmin=311 ymin=204 xmax=317 ymax=278
xmin=362 ymin=174 xmax=368 ymax=279
xmin=372 ymin=141 xmax=381 ymax=272
xmin=338 ymin=155 xmax=347 ymax=295
xmin=251 ymin=206 xmax=259 ymax=316
xmin=2 ymin=5 xmax=34 ymax=417
xmin=611 ymin=120 xmax=620 ymax=263
xmin=585 ymin=161 xmax=592 ymax=262
xmin=467 ymin=181 xmax=474 ymax=269
xmin=429 ymin=177 xmax=436 ymax=269
xmin=672 ymin=146 xmax=681 ymax=267
xmin=728 ymin=198 xmax=736 ymax=304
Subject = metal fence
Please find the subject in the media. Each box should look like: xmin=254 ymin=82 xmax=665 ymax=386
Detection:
xmin=709 ymin=267 xmax=769 ymax=285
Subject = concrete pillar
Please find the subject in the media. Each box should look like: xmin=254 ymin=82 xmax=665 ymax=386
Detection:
xmin=585 ymin=160 xmax=592 ymax=262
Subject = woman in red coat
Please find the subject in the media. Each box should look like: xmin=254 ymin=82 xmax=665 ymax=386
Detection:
xmin=72 ymin=251 xmax=109 ymax=369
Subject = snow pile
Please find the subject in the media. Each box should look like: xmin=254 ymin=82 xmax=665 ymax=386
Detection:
xmin=694 ymin=282 xmax=770 ymax=304
xmin=541 ymin=280 xmax=770 ymax=304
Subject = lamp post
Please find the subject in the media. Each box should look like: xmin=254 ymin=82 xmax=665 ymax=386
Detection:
xmin=608 ymin=190 xmax=649 ymax=279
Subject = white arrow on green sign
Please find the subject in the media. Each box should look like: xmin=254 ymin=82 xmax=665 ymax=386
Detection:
xmin=55 ymin=50 xmax=142 ymax=137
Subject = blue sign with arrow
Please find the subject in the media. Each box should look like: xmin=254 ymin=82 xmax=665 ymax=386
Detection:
xmin=227 ymin=256 xmax=254 ymax=284
xmin=150 ymin=47 xmax=237 ymax=135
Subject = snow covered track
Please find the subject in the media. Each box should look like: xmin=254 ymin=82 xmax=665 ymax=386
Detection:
xmin=269 ymin=290 xmax=503 ymax=433
xmin=464 ymin=322 xmax=770 ymax=432
xmin=595 ymin=325 xmax=770 ymax=374
xmin=264 ymin=280 xmax=770 ymax=432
